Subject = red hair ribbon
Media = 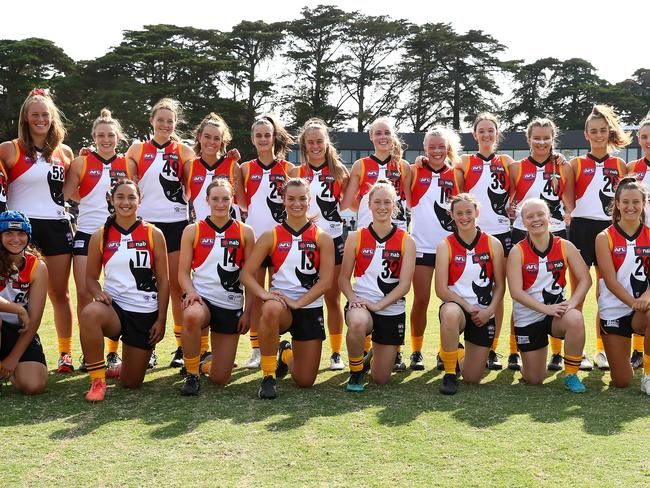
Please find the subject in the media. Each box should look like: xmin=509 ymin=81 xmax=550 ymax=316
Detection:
xmin=29 ymin=88 xmax=49 ymax=97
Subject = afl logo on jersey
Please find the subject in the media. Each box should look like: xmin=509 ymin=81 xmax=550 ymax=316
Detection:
xmin=613 ymin=245 xmax=626 ymax=255
xmin=88 ymin=169 xmax=102 ymax=178
xmin=250 ymin=174 xmax=262 ymax=181
xmin=193 ymin=175 xmax=206 ymax=184
xmin=127 ymin=240 xmax=148 ymax=249
xmin=583 ymin=168 xmax=595 ymax=175
xmin=107 ymin=241 xmax=120 ymax=251
xmin=471 ymin=164 xmax=482 ymax=172
xmin=200 ymin=237 xmax=215 ymax=247
xmin=277 ymin=241 xmax=292 ymax=251
xmin=523 ymin=173 xmax=536 ymax=181
xmin=367 ymin=170 xmax=379 ymax=178
xmin=418 ymin=177 xmax=431 ymax=185
xmin=144 ymin=153 xmax=155 ymax=161
xmin=454 ymin=255 xmax=466 ymax=264
xmin=524 ymin=263 xmax=539 ymax=273
xmin=360 ymin=247 xmax=375 ymax=258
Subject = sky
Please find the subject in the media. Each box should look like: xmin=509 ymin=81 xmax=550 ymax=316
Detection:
xmin=3 ymin=0 xmax=649 ymax=85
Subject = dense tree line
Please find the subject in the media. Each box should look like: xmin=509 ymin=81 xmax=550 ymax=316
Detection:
xmin=0 ymin=4 xmax=648 ymax=152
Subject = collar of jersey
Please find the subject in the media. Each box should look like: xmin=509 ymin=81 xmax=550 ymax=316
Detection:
xmin=282 ymin=221 xmax=312 ymax=237
xmin=586 ymin=153 xmax=610 ymax=164
xmin=205 ymin=216 xmax=233 ymax=234
xmin=614 ymin=221 xmax=643 ymax=242
xmin=453 ymin=228 xmax=482 ymax=250
xmin=113 ymin=217 xmax=143 ymax=235
xmin=369 ymin=223 xmax=397 ymax=243
xmin=476 ymin=153 xmax=496 ymax=162
xmin=92 ymin=151 xmax=117 ymax=166
xmin=528 ymin=155 xmax=552 ymax=168
xmin=256 ymin=159 xmax=278 ymax=171
xmin=527 ymin=233 xmax=554 ymax=258
xmin=151 ymin=139 xmax=172 ymax=150
xmin=308 ymin=162 xmax=328 ymax=172
xmin=200 ymin=155 xmax=226 ymax=171
xmin=370 ymin=154 xmax=391 ymax=166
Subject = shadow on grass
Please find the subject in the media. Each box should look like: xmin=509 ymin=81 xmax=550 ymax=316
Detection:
xmin=0 ymin=361 xmax=648 ymax=439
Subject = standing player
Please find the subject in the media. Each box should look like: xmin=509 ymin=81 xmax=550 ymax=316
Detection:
xmin=64 ymin=109 xmax=136 ymax=376
xmin=509 ymin=117 xmax=575 ymax=371
xmin=625 ymin=112 xmax=650 ymax=369
xmin=0 ymin=211 xmax=48 ymax=395
xmin=435 ymin=194 xmax=505 ymax=395
xmin=457 ymin=113 xmax=514 ymax=371
xmin=569 ymin=105 xmax=631 ymax=370
xmin=0 ymin=89 xmax=76 ymax=373
xmin=241 ymin=178 xmax=334 ymax=400
xmin=291 ymin=118 xmax=349 ymax=370
xmin=339 ymin=180 xmax=416 ymax=391
xmin=177 ymin=179 xmax=254 ymax=395
xmin=240 ymin=115 xmax=295 ymax=369
xmin=507 ymin=199 xmax=591 ymax=392
xmin=410 ymin=126 xmax=461 ymax=371
xmin=79 ymin=180 xmax=169 ymax=402
xmin=594 ymin=177 xmax=650 ymax=393
xmin=0 ymin=160 xmax=7 ymax=212
xmin=125 ymin=98 xmax=194 ymax=369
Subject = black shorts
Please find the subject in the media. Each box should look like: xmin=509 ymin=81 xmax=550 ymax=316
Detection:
xmin=438 ymin=302 xmax=495 ymax=348
xmin=262 ymin=256 xmax=273 ymax=268
xmin=0 ymin=321 xmax=47 ymax=365
xmin=512 ymin=228 xmax=567 ymax=245
xmin=30 ymin=218 xmax=73 ymax=256
xmin=493 ymin=230 xmax=513 ymax=257
xmin=370 ymin=311 xmax=406 ymax=346
xmin=514 ymin=315 xmax=561 ymax=352
xmin=203 ymin=298 xmax=242 ymax=335
xmin=569 ymin=217 xmax=610 ymax=267
xmin=286 ymin=306 xmax=326 ymax=341
xmin=110 ymin=302 xmax=159 ymax=351
xmin=415 ymin=252 xmax=436 ymax=267
xmin=150 ymin=220 xmax=188 ymax=253
xmin=600 ymin=312 xmax=637 ymax=338
xmin=333 ymin=235 xmax=345 ymax=266
xmin=72 ymin=230 xmax=92 ymax=256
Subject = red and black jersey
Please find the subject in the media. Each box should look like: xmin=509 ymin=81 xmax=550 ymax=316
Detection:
xmin=297 ymin=163 xmax=343 ymax=238
xmin=356 ymin=155 xmax=408 ymax=229
xmin=445 ymin=230 xmax=494 ymax=309
xmin=244 ymin=159 xmax=290 ymax=236
xmin=573 ymin=153 xmax=625 ymax=220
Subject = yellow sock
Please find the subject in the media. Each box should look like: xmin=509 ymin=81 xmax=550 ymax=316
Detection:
xmin=58 ymin=337 xmax=72 ymax=355
xmin=281 ymin=348 xmax=293 ymax=366
xmin=397 ymin=345 xmax=401 ymax=353
xmin=184 ymin=355 xmax=200 ymax=376
xmin=200 ymin=333 xmax=209 ymax=355
xmin=174 ymin=324 xmax=183 ymax=348
xmin=564 ymin=354 xmax=582 ymax=375
xmin=250 ymin=332 xmax=259 ymax=349
xmin=200 ymin=360 xmax=211 ymax=375
xmin=329 ymin=333 xmax=343 ymax=355
xmin=595 ymin=324 xmax=604 ymax=352
xmin=261 ymin=355 xmax=276 ymax=378
xmin=349 ymin=355 xmax=364 ymax=373
xmin=633 ymin=334 xmax=644 ymax=352
xmin=491 ymin=336 xmax=499 ymax=352
xmin=440 ymin=348 xmax=458 ymax=375
xmin=86 ymin=359 xmax=106 ymax=382
xmin=364 ymin=335 xmax=372 ymax=353
xmin=457 ymin=346 xmax=465 ymax=362
xmin=105 ymin=338 xmax=119 ymax=354
xmin=550 ymin=336 xmax=562 ymax=355
xmin=644 ymin=354 xmax=650 ymax=375
xmin=509 ymin=334 xmax=518 ymax=355
xmin=411 ymin=335 xmax=424 ymax=354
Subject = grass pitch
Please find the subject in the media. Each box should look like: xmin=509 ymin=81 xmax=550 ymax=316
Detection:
xmin=2 ymin=274 xmax=649 ymax=487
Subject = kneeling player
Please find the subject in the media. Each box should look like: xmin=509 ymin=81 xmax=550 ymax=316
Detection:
xmin=507 ymin=199 xmax=591 ymax=392
xmin=241 ymin=178 xmax=334 ymax=399
xmin=339 ymin=180 xmax=415 ymax=391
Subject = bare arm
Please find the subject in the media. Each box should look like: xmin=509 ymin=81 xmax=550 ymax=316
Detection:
xmin=340 ymin=160 xmax=362 ymax=211
xmin=434 ymin=239 xmax=473 ymax=312
xmin=178 ymin=224 xmax=200 ymax=305
xmin=595 ymin=231 xmax=636 ymax=308
xmin=564 ymin=240 xmax=591 ymax=308
xmin=338 ymin=232 xmax=358 ymax=302
xmin=63 ymin=156 xmax=83 ymax=202
xmin=238 ymin=224 xmax=256 ymax=333
xmin=287 ymin=233 xmax=335 ymax=310
xmin=241 ymin=231 xmax=276 ymax=301
xmin=561 ymin=161 xmax=575 ymax=214
xmin=150 ymin=227 xmax=169 ymax=345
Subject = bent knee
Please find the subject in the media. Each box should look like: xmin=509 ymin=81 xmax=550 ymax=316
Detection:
xmin=16 ymin=379 xmax=47 ymax=395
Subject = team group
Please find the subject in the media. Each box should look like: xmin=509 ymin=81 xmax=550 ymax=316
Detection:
xmin=0 ymin=88 xmax=649 ymax=400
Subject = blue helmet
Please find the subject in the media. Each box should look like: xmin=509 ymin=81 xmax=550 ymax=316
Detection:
xmin=0 ymin=211 xmax=32 ymax=239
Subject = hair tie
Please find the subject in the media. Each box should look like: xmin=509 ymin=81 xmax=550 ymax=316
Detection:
xmin=29 ymin=88 xmax=48 ymax=97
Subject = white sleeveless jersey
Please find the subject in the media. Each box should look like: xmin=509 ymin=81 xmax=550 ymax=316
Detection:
xmin=0 ymin=253 xmax=39 ymax=324
xmin=77 ymin=153 xmax=130 ymax=233
xmin=191 ymin=218 xmax=245 ymax=310
xmin=598 ymin=224 xmax=650 ymax=320
xmin=353 ymin=225 xmax=407 ymax=316
xmin=269 ymin=222 xmax=322 ymax=308
xmin=297 ymin=163 xmax=343 ymax=238
xmin=244 ymin=159 xmax=290 ymax=238
xmin=572 ymin=154 xmax=625 ymax=221
xmin=186 ymin=157 xmax=242 ymax=223
xmin=628 ymin=158 xmax=650 ymax=226
xmin=7 ymin=141 xmax=68 ymax=220
xmin=136 ymin=140 xmax=187 ymax=223
xmin=512 ymin=157 xmax=566 ymax=233
xmin=445 ymin=231 xmax=495 ymax=313
xmin=102 ymin=219 xmax=158 ymax=313
xmin=463 ymin=154 xmax=510 ymax=235
xmin=410 ymin=163 xmax=458 ymax=254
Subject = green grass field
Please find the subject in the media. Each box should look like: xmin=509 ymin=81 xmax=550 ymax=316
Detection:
xmin=2 ymin=273 xmax=649 ymax=487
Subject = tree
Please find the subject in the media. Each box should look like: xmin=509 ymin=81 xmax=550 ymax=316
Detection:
xmin=282 ymin=5 xmax=353 ymax=128
xmin=607 ymin=69 xmax=650 ymax=125
xmin=503 ymin=57 xmax=560 ymax=130
xmin=341 ymin=14 xmax=410 ymax=131
xmin=0 ymin=38 xmax=74 ymax=140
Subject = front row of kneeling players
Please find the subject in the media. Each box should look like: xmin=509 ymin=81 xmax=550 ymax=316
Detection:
xmin=1 ymin=175 xmax=650 ymax=399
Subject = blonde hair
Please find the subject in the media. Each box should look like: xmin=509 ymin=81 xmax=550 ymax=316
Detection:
xmin=519 ymin=198 xmax=550 ymax=220
xmin=297 ymin=118 xmax=348 ymax=184
xmin=150 ymin=98 xmax=183 ymax=142
xmin=369 ymin=117 xmax=404 ymax=164
xmin=193 ymin=113 xmax=232 ymax=156
xmin=18 ymin=88 xmax=67 ymax=162
xmin=251 ymin=114 xmax=294 ymax=159
xmin=638 ymin=111 xmax=650 ymax=132
xmin=423 ymin=125 xmax=463 ymax=164
xmin=368 ymin=179 xmax=398 ymax=219
xmin=585 ymin=105 xmax=632 ymax=151
xmin=91 ymin=108 xmax=125 ymax=142
xmin=472 ymin=112 xmax=503 ymax=149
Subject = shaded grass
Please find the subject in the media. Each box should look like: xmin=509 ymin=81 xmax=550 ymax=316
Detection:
xmin=2 ymin=272 xmax=649 ymax=487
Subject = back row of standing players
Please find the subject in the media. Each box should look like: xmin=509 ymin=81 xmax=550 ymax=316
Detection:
xmin=1 ymin=88 xmax=650 ymax=398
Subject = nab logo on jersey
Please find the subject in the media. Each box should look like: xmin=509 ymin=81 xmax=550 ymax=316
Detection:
xmin=490 ymin=165 xmax=505 ymax=173
xmin=143 ymin=153 xmax=155 ymax=161
xmin=127 ymin=240 xmax=148 ymax=249
xmin=438 ymin=179 xmax=454 ymax=189
xmin=545 ymin=260 xmax=564 ymax=271
xmin=319 ymin=175 xmax=335 ymax=182
xmin=298 ymin=241 xmax=317 ymax=251
xmin=524 ymin=263 xmax=539 ymax=273
xmin=635 ymin=246 xmax=650 ymax=256
xmin=88 ymin=169 xmax=102 ymax=178
xmin=472 ymin=252 xmax=490 ymax=263
xmin=200 ymin=237 xmax=215 ymax=247
xmin=613 ymin=245 xmax=626 ymax=255
xmin=221 ymin=238 xmax=241 ymax=248
xmin=163 ymin=153 xmax=179 ymax=162
xmin=382 ymin=250 xmax=400 ymax=260
xmin=110 ymin=170 xmax=127 ymax=179
xmin=277 ymin=241 xmax=292 ymax=251
xmin=603 ymin=167 xmax=618 ymax=176
xmin=523 ymin=173 xmax=536 ymax=181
